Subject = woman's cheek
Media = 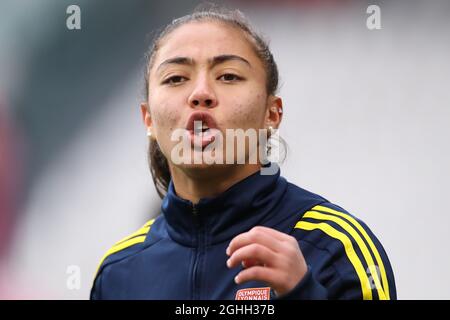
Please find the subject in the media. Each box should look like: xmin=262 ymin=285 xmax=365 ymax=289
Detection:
xmin=150 ymin=107 xmax=177 ymax=152
xmin=228 ymin=96 xmax=265 ymax=130
xmin=153 ymin=100 xmax=180 ymax=128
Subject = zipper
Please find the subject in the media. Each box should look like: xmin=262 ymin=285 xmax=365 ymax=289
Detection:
xmin=192 ymin=204 xmax=199 ymax=217
xmin=191 ymin=204 xmax=205 ymax=300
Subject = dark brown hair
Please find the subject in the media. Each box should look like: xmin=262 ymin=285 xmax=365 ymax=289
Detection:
xmin=143 ymin=5 xmax=282 ymax=199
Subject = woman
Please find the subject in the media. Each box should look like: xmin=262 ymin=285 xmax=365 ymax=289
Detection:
xmin=91 ymin=8 xmax=396 ymax=300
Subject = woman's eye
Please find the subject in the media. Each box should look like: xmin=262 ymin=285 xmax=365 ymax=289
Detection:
xmin=218 ymin=74 xmax=242 ymax=82
xmin=162 ymin=76 xmax=187 ymax=85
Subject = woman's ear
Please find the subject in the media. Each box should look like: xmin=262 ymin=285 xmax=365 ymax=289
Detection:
xmin=265 ymin=95 xmax=283 ymax=129
xmin=140 ymin=102 xmax=153 ymax=137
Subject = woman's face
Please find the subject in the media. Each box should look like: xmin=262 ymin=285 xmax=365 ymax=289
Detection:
xmin=143 ymin=21 xmax=280 ymax=169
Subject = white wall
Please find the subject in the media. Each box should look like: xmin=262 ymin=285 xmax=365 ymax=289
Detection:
xmin=250 ymin=3 xmax=450 ymax=299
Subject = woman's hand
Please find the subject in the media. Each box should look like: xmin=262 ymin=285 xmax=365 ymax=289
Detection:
xmin=226 ymin=226 xmax=308 ymax=297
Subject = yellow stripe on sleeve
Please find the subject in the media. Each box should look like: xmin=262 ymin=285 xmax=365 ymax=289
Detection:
xmin=295 ymin=220 xmax=373 ymax=300
xmin=303 ymin=211 xmax=387 ymax=300
xmin=113 ymin=218 xmax=155 ymax=247
xmin=312 ymin=205 xmax=390 ymax=299
xmin=93 ymin=218 xmax=155 ymax=280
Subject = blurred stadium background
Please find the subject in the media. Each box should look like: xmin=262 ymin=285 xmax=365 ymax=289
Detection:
xmin=1 ymin=0 xmax=449 ymax=299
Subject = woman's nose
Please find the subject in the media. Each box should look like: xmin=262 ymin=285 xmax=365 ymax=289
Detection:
xmin=188 ymin=78 xmax=217 ymax=109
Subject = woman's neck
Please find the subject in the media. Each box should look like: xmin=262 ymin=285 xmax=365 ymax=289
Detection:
xmin=169 ymin=163 xmax=261 ymax=204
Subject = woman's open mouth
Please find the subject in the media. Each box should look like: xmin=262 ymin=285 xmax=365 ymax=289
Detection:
xmin=185 ymin=111 xmax=220 ymax=149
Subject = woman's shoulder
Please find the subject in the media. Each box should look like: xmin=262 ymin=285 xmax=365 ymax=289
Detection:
xmin=293 ymin=201 xmax=381 ymax=248
xmin=91 ymin=218 xmax=157 ymax=283
xmin=282 ymin=180 xmax=378 ymax=238
xmin=290 ymin=200 xmax=397 ymax=299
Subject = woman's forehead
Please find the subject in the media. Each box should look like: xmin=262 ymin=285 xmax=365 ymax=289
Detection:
xmin=154 ymin=21 xmax=260 ymax=67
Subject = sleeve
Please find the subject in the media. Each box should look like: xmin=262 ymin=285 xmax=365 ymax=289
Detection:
xmin=89 ymin=218 xmax=155 ymax=300
xmin=90 ymin=271 xmax=103 ymax=300
xmin=273 ymin=265 xmax=328 ymax=300
xmin=283 ymin=202 xmax=396 ymax=300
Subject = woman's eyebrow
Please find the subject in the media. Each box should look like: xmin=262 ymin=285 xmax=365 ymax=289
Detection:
xmin=157 ymin=56 xmax=194 ymax=73
xmin=209 ymin=54 xmax=252 ymax=69
xmin=156 ymin=54 xmax=251 ymax=74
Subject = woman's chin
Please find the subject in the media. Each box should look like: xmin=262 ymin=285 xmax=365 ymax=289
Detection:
xmin=172 ymin=161 xmax=236 ymax=177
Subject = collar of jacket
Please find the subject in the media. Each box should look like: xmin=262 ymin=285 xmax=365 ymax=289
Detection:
xmin=161 ymin=164 xmax=288 ymax=247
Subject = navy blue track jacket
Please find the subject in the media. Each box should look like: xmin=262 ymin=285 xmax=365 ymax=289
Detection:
xmin=90 ymin=166 xmax=396 ymax=300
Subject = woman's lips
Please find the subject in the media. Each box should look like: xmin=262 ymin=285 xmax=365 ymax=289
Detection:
xmin=185 ymin=111 xmax=218 ymax=131
xmin=185 ymin=111 xmax=220 ymax=148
